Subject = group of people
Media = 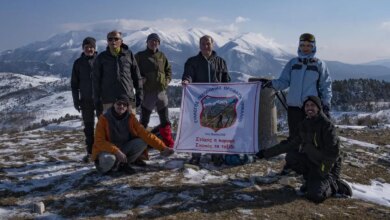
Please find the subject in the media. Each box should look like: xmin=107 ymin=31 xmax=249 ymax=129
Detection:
xmin=71 ymin=30 xmax=352 ymax=203
xmin=71 ymin=31 xmax=175 ymax=173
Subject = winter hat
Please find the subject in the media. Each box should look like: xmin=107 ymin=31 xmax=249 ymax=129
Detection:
xmin=115 ymin=94 xmax=131 ymax=105
xmin=147 ymin=33 xmax=160 ymax=43
xmin=303 ymin=96 xmax=322 ymax=110
xmin=299 ymin=33 xmax=315 ymax=43
xmin=82 ymin=37 xmax=96 ymax=48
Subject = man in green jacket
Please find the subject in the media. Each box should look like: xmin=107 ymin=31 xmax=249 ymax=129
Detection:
xmin=135 ymin=33 xmax=174 ymax=148
xmin=256 ymin=96 xmax=352 ymax=203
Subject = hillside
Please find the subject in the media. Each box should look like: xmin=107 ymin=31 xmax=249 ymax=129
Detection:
xmin=0 ymin=120 xmax=389 ymax=219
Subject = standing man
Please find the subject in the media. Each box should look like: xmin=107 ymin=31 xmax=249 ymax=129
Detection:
xmin=135 ymin=33 xmax=174 ymax=148
xmin=256 ymin=96 xmax=352 ymax=203
xmin=71 ymin=37 xmax=97 ymax=163
xmin=261 ymin=33 xmax=332 ymax=174
xmin=92 ymin=95 xmax=174 ymax=174
xmin=182 ymin=35 xmax=231 ymax=166
xmin=93 ymin=30 xmax=143 ymax=116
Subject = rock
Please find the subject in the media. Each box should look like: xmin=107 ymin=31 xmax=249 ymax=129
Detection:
xmin=279 ymin=177 xmax=297 ymax=186
xmin=355 ymin=148 xmax=366 ymax=153
xmin=254 ymin=176 xmax=279 ymax=184
xmin=349 ymin=161 xmax=366 ymax=168
xmin=32 ymin=201 xmax=45 ymax=214
xmin=375 ymin=177 xmax=386 ymax=183
xmin=183 ymin=163 xmax=200 ymax=170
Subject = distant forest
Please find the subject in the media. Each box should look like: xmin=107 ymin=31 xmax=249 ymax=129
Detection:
xmin=167 ymin=78 xmax=390 ymax=111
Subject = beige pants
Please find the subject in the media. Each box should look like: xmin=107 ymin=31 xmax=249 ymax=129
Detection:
xmin=103 ymin=102 xmax=136 ymax=115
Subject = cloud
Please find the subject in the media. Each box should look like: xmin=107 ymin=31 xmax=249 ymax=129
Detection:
xmin=198 ymin=16 xmax=219 ymax=23
xmin=61 ymin=17 xmax=250 ymax=34
xmin=380 ymin=21 xmax=390 ymax=30
xmin=62 ymin=18 xmax=188 ymax=32
xmin=235 ymin=16 xmax=250 ymax=24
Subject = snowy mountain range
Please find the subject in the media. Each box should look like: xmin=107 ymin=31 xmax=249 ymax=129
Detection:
xmin=1 ymin=28 xmax=390 ymax=81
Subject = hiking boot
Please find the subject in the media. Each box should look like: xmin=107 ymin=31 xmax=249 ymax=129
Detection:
xmin=189 ymin=156 xmax=201 ymax=165
xmin=211 ymin=155 xmax=224 ymax=167
xmin=82 ymin=154 xmax=90 ymax=163
xmin=133 ymin=159 xmax=147 ymax=167
xmin=299 ymin=183 xmax=307 ymax=193
xmin=117 ymin=163 xmax=136 ymax=175
xmin=336 ymin=179 xmax=352 ymax=197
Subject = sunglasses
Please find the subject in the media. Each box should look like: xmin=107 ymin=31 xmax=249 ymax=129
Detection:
xmin=299 ymin=33 xmax=315 ymax=42
xmin=115 ymin=101 xmax=128 ymax=107
xmin=108 ymin=37 xmax=121 ymax=42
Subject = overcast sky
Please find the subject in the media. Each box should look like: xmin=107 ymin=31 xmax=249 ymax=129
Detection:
xmin=1 ymin=0 xmax=390 ymax=64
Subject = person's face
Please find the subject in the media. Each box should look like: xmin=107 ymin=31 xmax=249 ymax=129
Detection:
xmin=304 ymin=100 xmax=320 ymax=118
xmin=299 ymin=41 xmax=313 ymax=55
xmin=83 ymin=44 xmax=95 ymax=56
xmin=200 ymin=37 xmax=213 ymax=57
xmin=147 ymin=39 xmax=159 ymax=51
xmin=107 ymin=33 xmax=123 ymax=50
xmin=114 ymin=101 xmax=128 ymax=115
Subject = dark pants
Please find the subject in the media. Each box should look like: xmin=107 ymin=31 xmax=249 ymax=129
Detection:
xmin=81 ymin=101 xmax=95 ymax=154
xmin=286 ymin=151 xmax=341 ymax=203
xmin=284 ymin=107 xmax=305 ymax=169
xmin=141 ymin=106 xmax=170 ymax=128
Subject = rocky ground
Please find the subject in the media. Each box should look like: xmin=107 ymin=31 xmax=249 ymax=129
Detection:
xmin=0 ymin=122 xmax=389 ymax=219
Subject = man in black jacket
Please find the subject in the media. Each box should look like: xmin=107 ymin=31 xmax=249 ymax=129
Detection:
xmin=256 ymin=96 xmax=352 ymax=203
xmin=71 ymin=37 xmax=97 ymax=162
xmin=182 ymin=35 xmax=231 ymax=166
xmin=93 ymin=30 xmax=143 ymax=116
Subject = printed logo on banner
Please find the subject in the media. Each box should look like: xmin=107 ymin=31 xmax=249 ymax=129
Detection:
xmin=200 ymin=95 xmax=238 ymax=132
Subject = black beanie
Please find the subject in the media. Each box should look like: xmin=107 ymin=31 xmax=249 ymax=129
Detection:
xmin=82 ymin=37 xmax=96 ymax=48
xmin=303 ymin=96 xmax=322 ymax=110
xmin=147 ymin=33 xmax=160 ymax=43
xmin=115 ymin=94 xmax=130 ymax=105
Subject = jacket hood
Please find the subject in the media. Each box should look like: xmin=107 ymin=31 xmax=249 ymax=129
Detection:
xmin=297 ymin=42 xmax=316 ymax=59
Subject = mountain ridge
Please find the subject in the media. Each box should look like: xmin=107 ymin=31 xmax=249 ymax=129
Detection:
xmin=0 ymin=28 xmax=389 ymax=81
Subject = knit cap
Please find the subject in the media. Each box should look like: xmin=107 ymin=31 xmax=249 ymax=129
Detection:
xmin=147 ymin=33 xmax=160 ymax=43
xmin=82 ymin=37 xmax=96 ymax=48
xmin=303 ymin=96 xmax=322 ymax=110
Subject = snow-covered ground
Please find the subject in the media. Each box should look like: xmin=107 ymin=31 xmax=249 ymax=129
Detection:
xmin=0 ymin=115 xmax=389 ymax=219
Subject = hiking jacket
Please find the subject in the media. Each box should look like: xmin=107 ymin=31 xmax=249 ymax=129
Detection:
xmin=92 ymin=110 xmax=166 ymax=161
xmin=182 ymin=51 xmax=230 ymax=83
xmin=271 ymin=57 xmax=332 ymax=108
xmin=71 ymin=52 xmax=96 ymax=103
xmin=263 ymin=112 xmax=340 ymax=173
xmin=93 ymin=44 xmax=143 ymax=104
xmin=135 ymin=48 xmax=172 ymax=92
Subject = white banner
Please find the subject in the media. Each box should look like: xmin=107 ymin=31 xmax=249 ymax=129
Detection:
xmin=174 ymin=82 xmax=261 ymax=154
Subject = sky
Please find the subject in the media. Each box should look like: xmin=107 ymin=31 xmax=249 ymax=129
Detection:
xmin=1 ymin=0 xmax=390 ymax=64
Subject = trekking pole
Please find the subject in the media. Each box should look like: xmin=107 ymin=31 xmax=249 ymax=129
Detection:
xmin=274 ymin=90 xmax=288 ymax=111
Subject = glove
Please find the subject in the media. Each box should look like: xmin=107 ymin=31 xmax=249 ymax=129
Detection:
xmin=135 ymin=90 xmax=143 ymax=108
xmin=94 ymin=100 xmax=103 ymax=117
xmin=322 ymin=105 xmax=331 ymax=118
xmin=73 ymin=100 xmax=81 ymax=112
xmin=256 ymin=150 xmax=265 ymax=159
xmin=259 ymin=79 xmax=272 ymax=89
